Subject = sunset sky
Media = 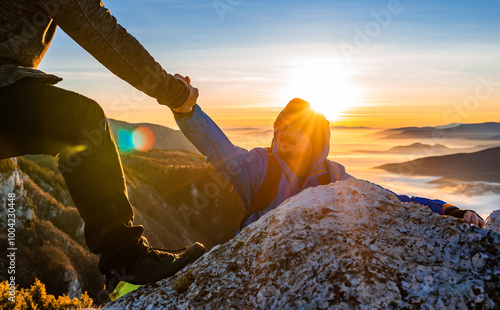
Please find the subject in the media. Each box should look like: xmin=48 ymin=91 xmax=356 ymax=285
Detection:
xmin=39 ymin=0 xmax=500 ymax=129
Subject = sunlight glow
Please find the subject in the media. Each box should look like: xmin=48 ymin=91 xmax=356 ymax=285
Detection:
xmin=279 ymin=58 xmax=362 ymax=121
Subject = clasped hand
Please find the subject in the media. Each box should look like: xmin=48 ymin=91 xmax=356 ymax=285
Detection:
xmin=172 ymin=74 xmax=199 ymax=113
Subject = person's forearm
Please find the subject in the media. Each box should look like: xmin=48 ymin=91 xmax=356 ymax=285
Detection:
xmin=39 ymin=0 xmax=188 ymax=108
xmin=175 ymin=104 xmax=266 ymax=208
xmin=175 ymin=104 xmax=244 ymax=168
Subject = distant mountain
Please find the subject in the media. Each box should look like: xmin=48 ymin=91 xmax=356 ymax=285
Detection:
xmin=355 ymin=143 xmax=450 ymax=155
xmin=375 ymin=146 xmax=500 ymax=183
xmin=108 ymin=119 xmax=199 ymax=154
xmin=376 ymin=122 xmax=500 ymax=140
xmin=354 ymin=142 xmax=495 ymax=156
xmin=433 ymin=123 xmax=463 ymax=129
xmin=387 ymin=143 xmax=449 ymax=153
xmin=428 ymin=178 xmax=500 ymax=197
xmin=119 ymin=149 xmax=243 ymax=250
xmin=331 ymin=125 xmax=372 ymax=130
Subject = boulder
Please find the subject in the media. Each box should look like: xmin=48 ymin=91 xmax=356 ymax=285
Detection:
xmin=104 ymin=179 xmax=500 ymax=309
xmin=485 ymin=210 xmax=500 ymax=234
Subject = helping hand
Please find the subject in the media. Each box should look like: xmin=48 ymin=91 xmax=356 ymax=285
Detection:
xmin=172 ymin=74 xmax=199 ymax=113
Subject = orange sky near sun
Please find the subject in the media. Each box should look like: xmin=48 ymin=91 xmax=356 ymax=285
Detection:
xmin=101 ymin=54 xmax=500 ymax=130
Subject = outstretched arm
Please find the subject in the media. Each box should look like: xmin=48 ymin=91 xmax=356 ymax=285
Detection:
xmin=39 ymin=0 xmax=197 ymax=109
xmin=172 ymin=77 xmax=266 ymax=210
xmin=397 ymin=194 xmax=484 ymax=227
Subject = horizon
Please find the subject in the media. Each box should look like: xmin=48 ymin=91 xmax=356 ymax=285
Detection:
xmin=38 ymin=0 xmax=500 ymax=130
xmin=110 ymin=117 xmax=499 ymax=131
xmin=108 ymin=115 xmax=500 ymax=220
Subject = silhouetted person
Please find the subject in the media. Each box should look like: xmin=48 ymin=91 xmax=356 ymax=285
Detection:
xmin=0 ymin=0 xmax=204 ymax=301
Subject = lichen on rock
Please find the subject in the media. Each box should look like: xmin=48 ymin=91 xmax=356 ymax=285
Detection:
xmin=104 ymin=179 xmax=500 ymax=310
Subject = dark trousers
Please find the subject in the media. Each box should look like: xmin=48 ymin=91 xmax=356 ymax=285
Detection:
xmin=0 ymin=78 xmax=148 ymax=275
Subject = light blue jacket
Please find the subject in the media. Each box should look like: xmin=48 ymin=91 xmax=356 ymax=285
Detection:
xmin=175 ymin=104 xmax=454 ymax=228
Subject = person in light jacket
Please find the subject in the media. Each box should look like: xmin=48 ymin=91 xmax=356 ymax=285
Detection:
xmin=172 ymin=75 xmax=484 ymax=231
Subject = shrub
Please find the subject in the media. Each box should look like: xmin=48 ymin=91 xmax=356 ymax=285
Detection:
xmin=0 ymin=158 xmax=16 ymax=174
xmin=0 ymin=278 xmax=93 ymax=310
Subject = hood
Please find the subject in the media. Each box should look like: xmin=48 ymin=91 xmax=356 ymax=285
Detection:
xmin=271 ymin=98 xmax=331 ymax=190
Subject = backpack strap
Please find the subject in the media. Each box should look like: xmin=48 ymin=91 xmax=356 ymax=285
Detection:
xmin=317 ymin=160 xmax=331 ymax=185
xmin=239 ymin=148 xmax=282 ymax=229
xmin=239 ymin=154 xmax=332 ymax=229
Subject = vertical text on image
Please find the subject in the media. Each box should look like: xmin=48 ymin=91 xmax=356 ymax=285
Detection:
xmin=6 ymin=192 xmax=17 ymax=302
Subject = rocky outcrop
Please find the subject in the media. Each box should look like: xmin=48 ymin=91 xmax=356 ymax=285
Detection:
xmin=105 ymin=179 xmax=500 ymax=310
xmin=0 ymin=158 xmax=93 ymax=299
xmin=376 ymin=146 xmax=500 ymax=183
xmin=0 ymin=158 xmax=34 ymax=229
xmin=485 ymin=210 xmax=500 ymax=234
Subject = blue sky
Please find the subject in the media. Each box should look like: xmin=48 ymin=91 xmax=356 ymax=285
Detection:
xmin=39 ymin=0 xmax=500 ymax=128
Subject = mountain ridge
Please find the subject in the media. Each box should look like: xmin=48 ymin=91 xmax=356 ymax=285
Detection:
xmin=108 ymin=119 xmax=199 ymax=154
xmin=375 ymin=146 xmax=500 ymax=183
xmin=375 ymin=122 xmax=500 ymax=140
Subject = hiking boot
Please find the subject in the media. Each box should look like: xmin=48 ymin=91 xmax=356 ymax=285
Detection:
xmin=106 ymin=242 xmax=205 ymax=300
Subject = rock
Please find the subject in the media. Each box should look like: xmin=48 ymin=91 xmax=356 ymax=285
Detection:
xmin=0 ymin=158 xmax=34 ymax=229
xmin=0 ymin=158 xmax=89 ymax=299
xmin=485 ymin=210 xmax=500 ymax=234
xmin=104 ymin=179 xmax=500 ymax=309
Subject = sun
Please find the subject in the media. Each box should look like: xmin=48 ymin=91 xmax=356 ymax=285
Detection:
xmin=279 ymin=58 xmax=362 ymax=121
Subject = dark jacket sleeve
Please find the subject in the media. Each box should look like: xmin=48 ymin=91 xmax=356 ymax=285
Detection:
xmin=38 ymin=0 xmax=189 ymax=108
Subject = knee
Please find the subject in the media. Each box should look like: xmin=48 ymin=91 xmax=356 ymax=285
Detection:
xmin=59 ymin=99 xmax=109 ymax=169
xmin=65 ymin=97 xmax=110 ymax=149
xmin=82 ymin=98 xmax=107 ymax=129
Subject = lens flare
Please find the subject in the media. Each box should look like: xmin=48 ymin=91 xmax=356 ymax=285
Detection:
xmin=132 ymin=126 xmax=155 ymax=151
xmin=117 ymin=126 xmax=155 ymax=151
xmin=117 ymin=129 xmax=134 ymax=150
